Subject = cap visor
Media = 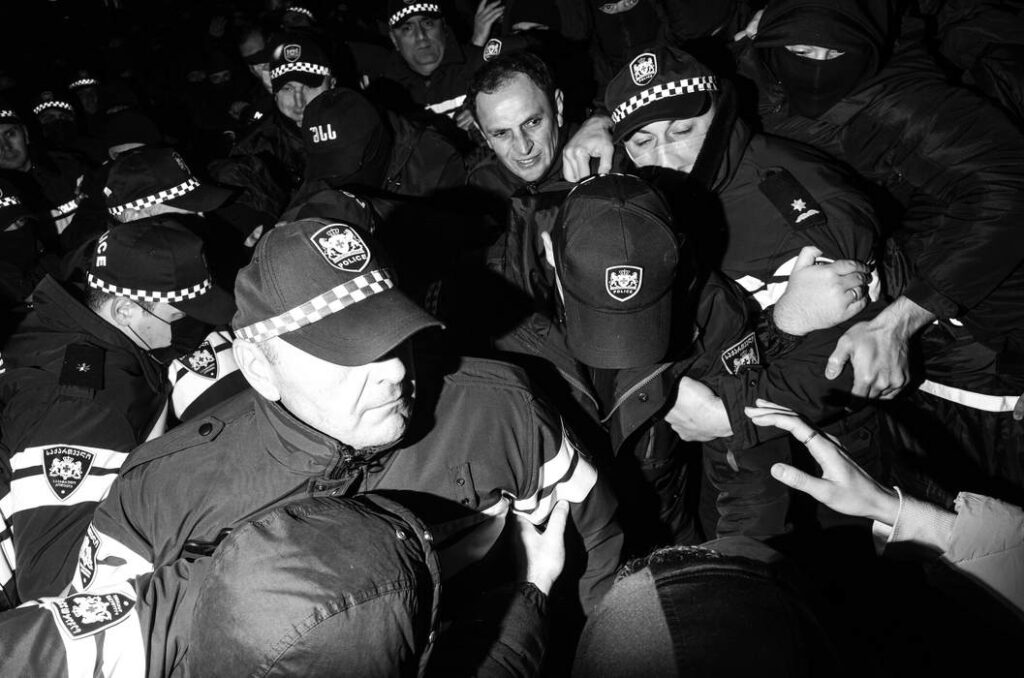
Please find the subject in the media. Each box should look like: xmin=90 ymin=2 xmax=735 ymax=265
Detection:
xmin=168 ymin=183 xmax=235 ymax=213
xmin=564 ymin=296 xmax=672 ymax=369
xmin=612 ymin=93 xmax=711 ymax=144
xmin=175 ymin=283 xmax=236 ymax=325
xmin=273 ymin=72 xmax=326 ymax=92
xmin=279 ymin=288 xmax=443 ymax=366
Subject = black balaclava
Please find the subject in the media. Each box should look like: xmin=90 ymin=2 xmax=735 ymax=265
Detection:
xmin=767 ymin=45 xmax=873 ymax=118
xmin=754 ymin=0 xmax=886 ymax=118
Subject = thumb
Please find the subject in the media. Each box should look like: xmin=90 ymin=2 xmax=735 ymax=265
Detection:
xmin=545 ymin=500 xmax=571 ymax=537
xmin=825 ymin=341 xmax=851 ymax=380
xmin=793 ymin=245 xmax=823 ymax=272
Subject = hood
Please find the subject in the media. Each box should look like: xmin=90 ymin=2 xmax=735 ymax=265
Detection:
xmin=754 ymin=0 xmax=892 ymax=84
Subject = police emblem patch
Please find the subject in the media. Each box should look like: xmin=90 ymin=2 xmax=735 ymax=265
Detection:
xmin=606 ymin=265 xmax=643 ymax=302
xmin=77 ymin=525 xmax=101 ymax=590
xmin=483 ymin=38 xmax=502 ymax=61
xmin=50 ymin=592 xmax=135 ymax=639
xmin=629 ymin=52 xmax=657 ymax=87
xmin=183 ymin=341 xmax=218 ymax=379
xmin=283 ymin=44 xmax=302 ymax=62
xmin=43 ymin=446 xmax=95 ymax=500
xmin=311 ymin=223 xmax=371 ymax=273
xmin=720 ymin=332 xmax=761 ymax=375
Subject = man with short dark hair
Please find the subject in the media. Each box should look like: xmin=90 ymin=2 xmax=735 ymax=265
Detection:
xmin=0 ymin=218 xmax=232 ymax=609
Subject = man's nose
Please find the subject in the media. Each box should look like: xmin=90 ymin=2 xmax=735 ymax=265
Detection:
xmin=373 ymin=355 xmax=407 ymax=385
xmin=514 ymin=132 xmax=533 ymax=155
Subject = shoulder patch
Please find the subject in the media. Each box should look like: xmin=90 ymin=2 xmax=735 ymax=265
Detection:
xmin=60 ymin=343 xmax=105 ymax=391
xmin=721 ymin=332 xmax=761 ymax=375
xmin=758 ymin=169 xmax=827 ymax=230
xmin=44 ymin=446 xmax=95 ymax=500
xmin=49 ymin=592 xmax=135 ymax=639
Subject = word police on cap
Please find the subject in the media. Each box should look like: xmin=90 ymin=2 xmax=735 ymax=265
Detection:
xmin=630 ymin=53 xmax=658 ymax=86
xmin=311 ymin=223 xmax=370 ymax=273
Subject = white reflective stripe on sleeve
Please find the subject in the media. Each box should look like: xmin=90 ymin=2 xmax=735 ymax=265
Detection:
xmin=8 ymin=445 xmax=127 ymax=513
xmin=73 ymin=528 xmax=154 ymax=593
xmin=918 ymin=380 xmax=1018 ymax=413
xmin=98 ymin=596 xmax=146 ymax=677
xmin=424 ymin=94 xmax=466 ymax=117
xmin=0 ymin=509 xmax=15 ymax=591
xmin=145 ymin=402 xmax=168 ymax=442
xmin=513 ymin=419 xmax=598 ymax=524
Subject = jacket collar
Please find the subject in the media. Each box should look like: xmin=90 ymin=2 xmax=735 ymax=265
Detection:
xmin=255 ymin=396 xmax=347 ymax=475
xmin=32 ymin=275 xmax=165 ymax=390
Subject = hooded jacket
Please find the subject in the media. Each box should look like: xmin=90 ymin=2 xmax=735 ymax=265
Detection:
xmin=0 ymin=276 xmax=166 ymax=609
xmin=742 ymin=0 xmax=1024 ymax=367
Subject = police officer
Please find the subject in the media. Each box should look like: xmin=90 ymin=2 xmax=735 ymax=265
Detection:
xmin=0 ymin=218 xmax=233 ymax=608
xmin=28 ymin=218 xmax=620 ymax=671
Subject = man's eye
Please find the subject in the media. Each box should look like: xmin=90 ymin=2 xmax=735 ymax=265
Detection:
xmin=670 ymin=126 xmax=693 ymax=136
xmin=524 ymin=118 xmax=541 ymax=128
xmin=630 ymin=136 xmax=651 ymax=148
xmin=492 ymin=130 xmax=509 ymax=139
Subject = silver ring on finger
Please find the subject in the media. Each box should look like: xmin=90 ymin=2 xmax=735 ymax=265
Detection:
xmin=801 ymin=430 xmax=819 ymax=446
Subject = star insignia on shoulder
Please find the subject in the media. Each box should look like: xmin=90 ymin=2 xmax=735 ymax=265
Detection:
xmin=791 ymin=198 xmax=807 ymax=212
xmin=76 ymin=363 xmax=91 ymax=373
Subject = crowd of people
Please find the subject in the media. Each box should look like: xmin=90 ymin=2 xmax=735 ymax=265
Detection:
xmin=0 ymin=0 xmax=1022 ymax=676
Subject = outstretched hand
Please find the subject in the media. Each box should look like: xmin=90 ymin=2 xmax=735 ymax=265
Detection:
xmin=562 ymin=115 xmax=614 ymax=182
xmin=514 ymin=500 xmax=570 ymax=595
xmin=745 ymin=400 xmax=899 ymax=525
xmin=472 ymin=0 xmax=505 ymax=46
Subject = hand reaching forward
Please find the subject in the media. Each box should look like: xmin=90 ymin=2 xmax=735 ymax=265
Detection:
xmin=745 ymin=400 xmax=899 ymax=525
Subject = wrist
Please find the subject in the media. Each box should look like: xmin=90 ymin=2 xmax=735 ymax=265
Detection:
xmin=875 ymin=296 xmax=935 ymax=340
xmin=874 ymin=485 xmax=901 ymax=526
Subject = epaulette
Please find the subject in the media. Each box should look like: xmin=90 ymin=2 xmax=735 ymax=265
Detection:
xmin=758 ymin=168 xmax=827 ymax=230
xmin=119 ymin=412 xmax=228 ymax=475
xmin=58 ymin=343 xmax=105 ymax=398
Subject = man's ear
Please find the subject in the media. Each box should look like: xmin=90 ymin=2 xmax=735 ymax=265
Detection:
xmin=554 ymin=89 xmax=564 ymax=129
xmin=110 ymin=296 xmax=140 ymax=328
xmin=327 ymin=75 xmax=337 ymax=90
xmin=233 ymin=339 xmax=281 ymax=401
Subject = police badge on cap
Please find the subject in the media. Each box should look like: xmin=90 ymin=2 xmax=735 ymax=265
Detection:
xmin=630 ymin=53 xmax=657 ymax=86
xmin=606 ymin=266 xmax=643 ymax=302
xmin=483 ymin=38 xmax=502 ymax=61
xmin=311 ymin=223 xmax=371 ymax=273
xmin=284 ymin=44 xmax=302 ymax=62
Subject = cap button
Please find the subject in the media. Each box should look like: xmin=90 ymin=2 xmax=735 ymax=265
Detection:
xmin=637 ymin=392 xmax=649 ymax=403
xmin=198 ymin=422 xmax=213 ymax=436
xmin=395 ymin=528 xmax=408 ymax=541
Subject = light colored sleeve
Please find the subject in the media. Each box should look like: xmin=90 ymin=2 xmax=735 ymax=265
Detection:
xmin=873 ymin=489 xmax=1024 ymax=613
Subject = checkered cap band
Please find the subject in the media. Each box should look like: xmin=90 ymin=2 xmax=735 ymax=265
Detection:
xmin=33 ymin=100 xmax=75 ymax=116
xmin=0 ymin=196 xmax=21 ymax=208
xmin=87 ymin=271 xmax=213 ymax=303
xmin=108 ymin=177 xmax=200 ymax=216
xmin=69 ymin=78 xmax=100 ymax=90
xmin=389 ymin=3 xmax=441 ymax=26
xmin=270 ymin=62 xmax=332 ymax=82
xmin=611 ymin=76 xmax=718 ymax=124
xmin=0 ymin=109 xmax=18 ymax=120
xmin=286 ymin=6 xmax=314 ymax=19
xmin=235 ymin=268 xmax=394 ymax=343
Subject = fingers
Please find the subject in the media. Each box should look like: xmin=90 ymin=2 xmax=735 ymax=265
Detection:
xmin=562 ymin=148 xmax=587 ymax=182
xmin=792 ymin=245 xmax=823 ymax=271
xmin=825 ymin=259 xmax=869 ymax=276
xmin=769 ymin=462 xmax=826 ymax=500
xmin=1015 ymin=394 xmax=1024 ymax=421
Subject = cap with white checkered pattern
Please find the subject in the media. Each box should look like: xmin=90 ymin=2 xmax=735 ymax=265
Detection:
xmin=235 ymin=268 xmax=394 ymax=343
xmin=33 ymin=100 xmax=75 ymax=116
xmin=285 ymin=5 xmax=315 ymax=19
xmin=0 ymin=109 xmax=19 ymax=121
xmin=389 ymin=3 xmax=441 ymax=27
xmin=108 ymin=177 xmax=200 ymax=216
xmin=610 ymin=76 xmax=718 ymax=124
xmin=270 ymin=62 xmax=332 ymax=82
xmin=0 ymin=195 xmax=21 ymax=208
xmin=87 ymin=271 xmax=213 ymax=304
xmin=68 ymin=78 xmax=100 ymax=90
